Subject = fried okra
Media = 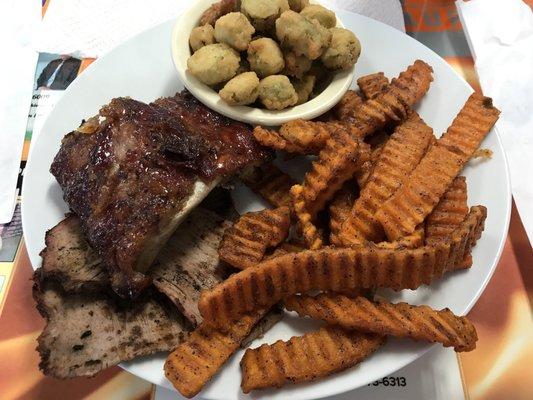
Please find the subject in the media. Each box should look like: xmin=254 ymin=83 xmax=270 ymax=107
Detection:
xmin=189 ymin=24 xmax=215 ymax=52
xmin=288 ymin=0 xmax=309 ymax=12
xmin=321 ymin=27 xmax=361 ymax=70
xmin=214 ymin=12 xmax=255 ymax=51
xmin=300 ymin=5 xmax=337 ymax=28
xmin=187 ymin=43 xmax=240 ymax=85
xmin=293 ymin=74 xmax=316 ymax=104
xmin=275 ymin=11 xmax=331 ymax=60
xmin=219 ymin=71 xmax=260 ymax=105
xmin=248 ymin=38 xmax=285 ymax=77
xmin=258 ymin=75 xmax=298 ymax=110
xmin=283 ymin=50 xmax=312 ymax=78
xmin=241 ymin=0 xmax=289 ymax=32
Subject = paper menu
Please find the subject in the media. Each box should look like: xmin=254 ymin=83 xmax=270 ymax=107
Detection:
xmin=33 ymin=0 xmax=188 ymax=58
xmin=0 ymin=1 xmax=39 ymax=223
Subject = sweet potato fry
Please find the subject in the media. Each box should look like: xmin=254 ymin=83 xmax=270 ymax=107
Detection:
xmin=263 ymin=242 xmax=305 ymax=261
xmin=425 ymin=176 xmax=468 ymax=245
xmin=297 ymin=125 xmax=370 ymax=218
xmin=164 ymin=309 xmax=265 ymax=398
xmin=254 ymin=120 xmax=363 ymax=155
xmin=350 ymin=60 xmax=433 ymax=136
xmin=357 ymin=72 xmax=390 ymax=100
xmin=219 ymin=207 xmax=291 ymax=270
xmin=241 ymin=163 xmax=295 ymax=208
xmin=329 ymin=185 xmax=358 ymax=246
xmin=376 ymin=93 xmax=499 ymax=240
xmin=332 ymin=90 xmax=364 ymax=120
xmin=291 ymin=184 xmax=324 ymax=250
xmin=285 ymin=294 xmax=477 ymax=351
xmin=253 ymin=127 xmax=307 ymax=154
xmin=240 ymin=326 xmax=385 ymax=393
xmin=372 ymin=224 xmax=425 ymax=250
xmin=339 ymin=113 xmax=434 ymax=245
xmin=198 ymin=206 xmax=486 ymax=328
xmin=355 ymin=143 xmax=386 ymax=189
xmin=279 ymin=120 xmax=332 ymax=154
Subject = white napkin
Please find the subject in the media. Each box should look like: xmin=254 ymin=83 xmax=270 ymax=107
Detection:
xmin=33 ymin=0 xmax=404 ymax=58
xmin=457 ymin=0 xmax=533 ymax=244
xmin=327 ymin=0 xmax=405 ymax=32
xmin=0 ymin=0 xmax=39 ymax=223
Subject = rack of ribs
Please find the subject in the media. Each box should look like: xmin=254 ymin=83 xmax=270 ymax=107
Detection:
xmin=50 ymin=90 xmax=269 ymax=299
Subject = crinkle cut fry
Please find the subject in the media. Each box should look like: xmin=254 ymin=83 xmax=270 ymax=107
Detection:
xmin=376 ymin=93 xmax=499 ymax=240
xmin=329 ymin=186 xmax=357 ymax=246
xmin=357 ymin=72 xmax=390 ymax=100
xmin=279 ymin=120 xmax=331 ymax=154
xmin=241 ymin=163 xmax=295 ymax=208
xmin=298 ymin=125 xmax=370 ymax=218
xmin=254 ymin=120 xmax=363 ymax=155
xmin=349 ymin=60 xmax=434 ymax=136
xmin=355 ymin=143 xmax=386 ymax=189
xmin=164 ymin=309 xmax=265 ymax=398
xmin=339 ymin=113 xmax=434 ymax=245
xmin=198 ymin=206 xmax=486 ymax=328
xmin=263 ymin=242 xmax=305 ymax=261
xmin=219 ymin=207 xmax=291 ymax=270
xmin=332 ymin=90 xmax=364 ymax=120
xmin=285 ymin=294 xmax=478 ymax=352
xmin=240 ymin=326 xmax=385 ymax=393
xmin=426 ymin=176 xmax=468 ymax=245
xmin=284 ymin=61 xmax=432 ymax=232
xmin=371 ymin=224 xmax=425 ymax=250
xmin=291 ymin=185 xmax=324 ymax=250
xmin=253 ymin=127 xmax=307 ymax=154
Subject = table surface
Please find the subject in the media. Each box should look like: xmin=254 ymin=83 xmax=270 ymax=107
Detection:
xmin=0 ymin=1 xmax=532 ymax=400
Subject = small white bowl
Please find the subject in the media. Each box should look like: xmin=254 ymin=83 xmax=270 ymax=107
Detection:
xmin=171 ymin=0 xmax=355 ymax=126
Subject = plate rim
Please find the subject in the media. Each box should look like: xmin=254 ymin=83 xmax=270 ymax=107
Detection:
xmin=20 ymin=10 xmax=512 ymax=400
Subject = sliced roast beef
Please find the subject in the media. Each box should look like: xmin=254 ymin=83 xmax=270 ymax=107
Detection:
xmin=33 ymin=277 xmax=191 ymax=379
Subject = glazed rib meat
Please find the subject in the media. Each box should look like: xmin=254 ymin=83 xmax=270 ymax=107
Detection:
xmin=38 ymin=189 xmax=237 ymax=326
xmin=50 ymin=90 xmax=268 ymax=299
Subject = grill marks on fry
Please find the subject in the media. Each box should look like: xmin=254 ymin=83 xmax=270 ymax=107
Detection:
xmin=285 ymin=294 xmax=477 ymax=351
xmin=240 ymin=326 xmax=385 ymax=393
xmin=357 ymin=72 xmax=390 ymax=100
xmin=198 ymin=206 xmax=486 ymax=328
xmin=339 ymin=114 xmax=434 ymax=245
xmin=376 ymin=93 xmax=499 ymax=240
xmin=241 ymin=163 xmax=295 ymax=208
xmin=425 ymin=176 xmax=469 ymax=245
xmin=219 ymin=207 xmax=291 ymax=270
xmin=164 ymin=310 xmax=264 ymax=398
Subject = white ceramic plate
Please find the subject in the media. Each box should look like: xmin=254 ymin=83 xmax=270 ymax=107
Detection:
xmin=171 ymin=0 xmax=355 ymax=126
xmin=21 ymin=10 xmax=511 ymax=400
